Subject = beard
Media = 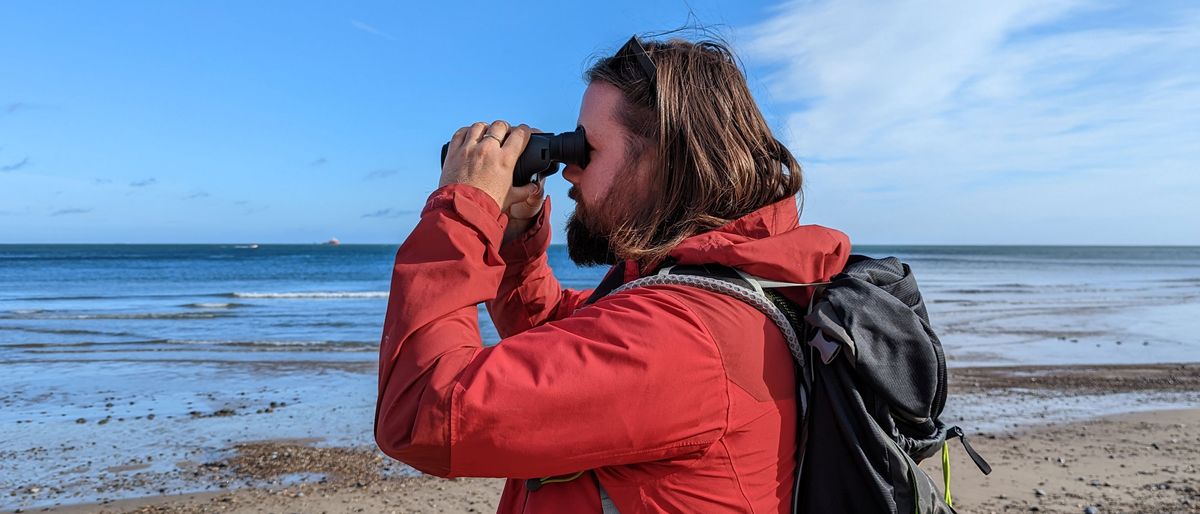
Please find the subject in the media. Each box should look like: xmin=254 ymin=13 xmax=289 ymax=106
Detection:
xmin=566 ymin=187 xmax=620 ymax=267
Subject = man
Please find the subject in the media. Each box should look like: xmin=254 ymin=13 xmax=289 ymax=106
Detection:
xmin=375 ymin=36 xmax=850 ymax=513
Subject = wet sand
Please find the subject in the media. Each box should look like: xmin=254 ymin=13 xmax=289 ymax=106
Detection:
xmin=6 ymin=363 xmax=1199 ymax=513
xmin=951 ymin=363 xmax=1200 ymax=395
xmin=24 ymin=409 xmax=1200 ymax=514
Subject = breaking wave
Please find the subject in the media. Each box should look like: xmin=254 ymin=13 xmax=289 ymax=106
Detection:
xmin=0 ymin=311 xmax=234 ymax=320
xmin=223 ymin=291 xmax=388 ymax=299
xmin=181 ymin=302 xmax=252 ymax=309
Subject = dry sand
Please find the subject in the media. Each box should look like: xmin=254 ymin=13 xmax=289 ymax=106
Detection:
xmin=8 ymin=364 xmax=1199 ymax=514
xmin=924 ymin=408 xmax=1199 ymax=513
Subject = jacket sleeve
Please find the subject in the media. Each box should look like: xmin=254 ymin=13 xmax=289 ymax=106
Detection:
xmin=485 ymin=196 xmax=593 ymax=338
xmin=375 ymin=184 xmax=728 ymax=478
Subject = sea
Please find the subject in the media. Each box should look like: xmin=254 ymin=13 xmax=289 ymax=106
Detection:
xmin=3 ymin=244 xmax=1200 ymax=508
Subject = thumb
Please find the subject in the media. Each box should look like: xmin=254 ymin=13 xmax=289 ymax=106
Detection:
xmin=516 ymin=178 xmax=542 ymax=201
xmin=503 ymin=180 xmax=541 ymax=212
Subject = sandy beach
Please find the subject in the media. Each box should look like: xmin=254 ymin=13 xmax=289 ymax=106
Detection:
xmin=6 ymin=363 xmax=1197 ymax=514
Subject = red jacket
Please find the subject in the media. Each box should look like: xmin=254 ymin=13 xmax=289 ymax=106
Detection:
xmin=376 ymin=184 xmax=850 ymax=513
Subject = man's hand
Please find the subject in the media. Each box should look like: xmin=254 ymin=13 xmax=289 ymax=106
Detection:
xmin=503 ymin=175 xmax=545 ymax=244
xmin=440 ymin=120 xmax=540 ymax=213
xmin=500 ymin=124 xmax=549 ymax=244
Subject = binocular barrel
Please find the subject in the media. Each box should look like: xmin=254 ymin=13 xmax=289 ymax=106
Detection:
xmin=439 ymin=127 xmax=589 ymax=187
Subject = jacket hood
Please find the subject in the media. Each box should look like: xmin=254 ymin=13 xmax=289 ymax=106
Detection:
xmin=664 ymin=196 xmax=851 ymax=291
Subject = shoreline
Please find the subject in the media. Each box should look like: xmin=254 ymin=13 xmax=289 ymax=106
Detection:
xmin=6 ymin=363 xmax=1199 ymax=513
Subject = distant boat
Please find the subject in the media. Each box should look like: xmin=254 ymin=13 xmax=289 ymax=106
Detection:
xmin=249 ymin=244 xmax=259 ymax=249
xmin=323 ymin=238 xmax=341 ymax=246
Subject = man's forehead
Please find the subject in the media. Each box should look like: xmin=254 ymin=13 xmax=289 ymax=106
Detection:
xmin=577 ymin=82 xmax=623 ymax=136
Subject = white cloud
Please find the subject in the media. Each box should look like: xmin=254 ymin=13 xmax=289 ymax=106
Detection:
xmin=350 ymin=20 xmax=396 ymax=41
xmin=742 ymin=0 xmax=1200 ymax=244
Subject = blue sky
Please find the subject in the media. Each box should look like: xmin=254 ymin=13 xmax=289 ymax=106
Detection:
xmin=1 ymin=0 xmax=1197 ymax=245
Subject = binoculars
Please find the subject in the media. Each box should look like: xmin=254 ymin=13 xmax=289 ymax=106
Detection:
xmin=440 ymin=127 xmax=590 ymax=187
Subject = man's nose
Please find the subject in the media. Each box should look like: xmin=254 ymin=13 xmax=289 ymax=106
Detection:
xmin=562 ymin=163 xmax=582 ymax=186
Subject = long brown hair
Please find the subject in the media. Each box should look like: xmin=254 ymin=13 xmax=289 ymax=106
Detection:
xmin=585 ymin=35 xmax=804 ymax=269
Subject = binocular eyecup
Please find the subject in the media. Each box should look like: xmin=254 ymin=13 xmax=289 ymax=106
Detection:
xmin=440 ymin=127 xmax=590 ymax=187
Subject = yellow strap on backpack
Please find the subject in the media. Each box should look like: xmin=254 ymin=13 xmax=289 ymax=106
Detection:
xmin=942 ymin=440 xmax=953 ymax=507
xmin=539 ymin=471 xmax=585 ymax=486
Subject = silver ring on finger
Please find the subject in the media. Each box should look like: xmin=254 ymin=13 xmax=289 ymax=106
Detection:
xmin=482 ymin=134 xmax=503 ymax=144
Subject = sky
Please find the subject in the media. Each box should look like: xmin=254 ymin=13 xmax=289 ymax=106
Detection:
xmin=1 ymin=0 xmax=1197 ymax=245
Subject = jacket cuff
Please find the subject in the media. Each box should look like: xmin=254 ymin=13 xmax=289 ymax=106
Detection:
xmin=498 ymin=196 xmax=553 ymax=264
xmin=422 ymin=184 xmax=508 ymax=249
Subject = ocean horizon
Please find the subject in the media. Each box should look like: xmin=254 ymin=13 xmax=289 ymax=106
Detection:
xmin=3 ymin=243 xmax=1199 ymax=361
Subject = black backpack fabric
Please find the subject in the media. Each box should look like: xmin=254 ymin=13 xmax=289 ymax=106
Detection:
xmin=783 ymin=255 xmax=990 ymax=513
xmin=609 ymin=255 xmax=990 ymax=514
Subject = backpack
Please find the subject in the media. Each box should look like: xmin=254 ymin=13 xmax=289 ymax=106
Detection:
xmin=610 ymin=255 xmax=991 ymax=514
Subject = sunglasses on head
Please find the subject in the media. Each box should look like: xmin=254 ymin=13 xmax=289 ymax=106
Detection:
xmin=616 ymin=35 xmax=658 ymax=97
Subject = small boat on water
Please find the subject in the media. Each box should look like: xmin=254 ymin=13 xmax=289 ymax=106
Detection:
xmin=323 ymin=238 xmax=341 ymax=246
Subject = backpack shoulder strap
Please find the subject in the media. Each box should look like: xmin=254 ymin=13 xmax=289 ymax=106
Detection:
xmin=608 ymin=264 xmax=828 ymax=376
xmin=608 ymin=264 xmax=824 ymax=514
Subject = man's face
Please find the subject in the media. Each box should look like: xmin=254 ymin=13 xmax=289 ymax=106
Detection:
xmin=562 ymin=82 xmax=652 ymax=266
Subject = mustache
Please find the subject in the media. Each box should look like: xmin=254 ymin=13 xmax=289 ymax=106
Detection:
xmin=568 ymin=186 xmax=581 ymax=202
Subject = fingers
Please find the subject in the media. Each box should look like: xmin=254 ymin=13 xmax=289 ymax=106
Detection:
xmin=443 ymin=120 xmax=545 ymax=211
xmin=465 ymin=121 xmax=488 ymax=143
xmin=451 ymin=120 xmax=530 ymax=177
xmin=501 ymin=124 xmax=531 ymax=162
xmin=505 ymin=177 xmax=545 ymax=220
xmin=450 ymin=126 xmax=470 ymax=149
xmin=484 ymin=120 xmax=511 ymax=143
xmin=513 ymin=178 xmax=540 ymax=199
xmin=522 ymin=177 xmax=547 ymax=207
